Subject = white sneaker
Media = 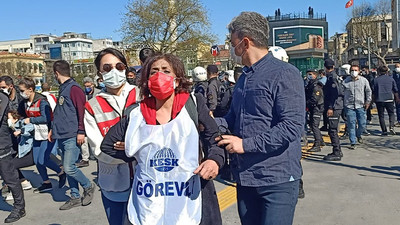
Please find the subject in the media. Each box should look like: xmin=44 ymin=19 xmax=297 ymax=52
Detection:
xmin=5 ymin=192 xmax=13 ymax=201
xmin=21 ymin=180 xmax=32 ymax=190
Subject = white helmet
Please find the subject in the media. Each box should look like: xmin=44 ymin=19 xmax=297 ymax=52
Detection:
xmin=226 ymin=70 xmax=235 ymax=83
xmin=341 ymin=64 xmax=351 ymax=75
xmin=269 ymin=46 xmax=289 ymax=62
xmin=192 ymin=66 xmax=207 ymax=82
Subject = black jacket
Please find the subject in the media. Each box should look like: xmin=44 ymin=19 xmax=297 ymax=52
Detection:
xmin=0 ymin=91 xmax=13 ymax=157
xmin=324 ymin=71 xmax=344 ymax=110
xmin=305 ymin=79 xmax=324 ymax=110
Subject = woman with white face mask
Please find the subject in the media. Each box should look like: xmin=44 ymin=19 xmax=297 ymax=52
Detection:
xmin=84 ymin=48 xmax=139 ymax=225
xmin=101 ymin=53 xmax=224 ymax=225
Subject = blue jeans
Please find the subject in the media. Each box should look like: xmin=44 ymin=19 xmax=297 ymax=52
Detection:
xmin=101 ymin=192 xmax=129 ymax=225
xmin=32 ymin=140 xmax=61 ymax=182
xmin=237 ymin=180 xmax=299 ymax=225
xmin=396 ymin=103 xmax=400 ymax=123
xmin=346 ymin=107 xmax=366 ymax=145
xmin=57 ymin=137 xmax=91 ymax=198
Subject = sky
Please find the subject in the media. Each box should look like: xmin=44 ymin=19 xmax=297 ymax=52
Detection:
xmin=0 ymin=0 xmax=378 ymax=44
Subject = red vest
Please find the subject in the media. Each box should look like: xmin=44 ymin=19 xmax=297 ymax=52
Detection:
xmin=85 ymin=88 xmax=137 ymax=136
xmin=26 ymin=99 xmax=42 ymax=118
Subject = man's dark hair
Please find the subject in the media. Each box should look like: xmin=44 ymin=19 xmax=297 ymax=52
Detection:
xmin=139 ymin=48 xmax=155 ymax=64
xmin=207 ymin=65 xmax=219 ymax=74
xmin=19 ymin=78 xmax=35 ymax=90
xmin=377 ymin=65 xmax=389 ymax=75
xmin=351 ymin=64 xmax=360 ymax=70
xmin=41 ymin=82 xmax=51 ymax=92
xmin=0 ymin=75 xmax=14 ymax=86
xmin=94 ymin=48 xmax=127 ymax=73
xmin=53 ymin=60 xmax=71 ymax=77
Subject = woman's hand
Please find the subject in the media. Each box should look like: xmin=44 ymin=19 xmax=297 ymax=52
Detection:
xmin=113 ymin=141 xmax=125 ymax=151
xmin=13 ymin=130 xmax=21 ymax=137
xmin=194 ymin=159 xmax=219 ymax=180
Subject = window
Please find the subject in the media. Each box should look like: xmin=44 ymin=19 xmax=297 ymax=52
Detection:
xmin=64 ymin=43 xmax=69 ymax=48
xmin=88 ymin=44 xmax=91 ymax=48
xmin=77 ymin=43 xmax=80 ymax=47
xmin=381 ymin=22 xmax=387 ymax=40
xmin=71 ymin=43 xmax=76 ymax=47
xmin=43 ymin=37 xmax=49 ymax=42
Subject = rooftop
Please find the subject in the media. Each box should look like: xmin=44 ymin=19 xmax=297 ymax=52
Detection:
xmin=267 ymin=12 xmax=327 ymax=22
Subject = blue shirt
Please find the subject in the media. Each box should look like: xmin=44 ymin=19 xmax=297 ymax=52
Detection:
xmin=224 ymin=53 xmax=305 ymax=187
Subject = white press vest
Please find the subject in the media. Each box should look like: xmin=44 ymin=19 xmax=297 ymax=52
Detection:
xmin=125 ymin=105 xmax=202 ymax=225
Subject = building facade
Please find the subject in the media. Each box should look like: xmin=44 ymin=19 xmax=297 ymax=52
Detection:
xmin=0 ymin=52 xmax=45 ymax=86
xmin=267 ymin=9 xmax=328 ymax=75
xmin=328 ymin=33 xmax=349 ymax=66
xmin=346 ymin=14 xmax=397 ymax=67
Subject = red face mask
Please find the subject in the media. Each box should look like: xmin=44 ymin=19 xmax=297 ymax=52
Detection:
xmin=148 ymin=72 xmax=176 ymax=99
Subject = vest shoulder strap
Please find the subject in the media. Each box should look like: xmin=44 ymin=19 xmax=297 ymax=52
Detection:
xmin=185 ymin=93 xmax=198 ymax=127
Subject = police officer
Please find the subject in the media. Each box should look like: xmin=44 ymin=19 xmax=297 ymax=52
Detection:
xmin=206 ymin=65 xmax=220 ymax=117
xmin=305 ymin=69 xmax=324 ymax=152
xmin=323 ymin=59 xmax=344 ymax=161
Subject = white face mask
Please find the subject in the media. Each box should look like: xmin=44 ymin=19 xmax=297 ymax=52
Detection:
xmin=350 ymin=71 xmax=359 ymax=78
xmin=20 ymin=91 xmax=29 ymax=99
xmin=307 ymin=75 xmax=314 ymax=80
xmin=395 ymin=68 xmax=400 ymax=73
xmin=101 ymin=69 xmax=126 ymax=89
xmin=1 ymin=88 xmax=10 ymax=95
xmin=230 ymin=39 xmax=245 ymax=65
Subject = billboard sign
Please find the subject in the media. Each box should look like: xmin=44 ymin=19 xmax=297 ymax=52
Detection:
xmin=273 ymin=26 xmax=324 ymax=50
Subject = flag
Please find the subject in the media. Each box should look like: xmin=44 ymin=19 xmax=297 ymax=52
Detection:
xmin=345 ymin=0 xmax=354 ymax=8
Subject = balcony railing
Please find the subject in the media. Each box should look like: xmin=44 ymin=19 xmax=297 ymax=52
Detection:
xmin=267 ymin=12 xmax=327 ymax=22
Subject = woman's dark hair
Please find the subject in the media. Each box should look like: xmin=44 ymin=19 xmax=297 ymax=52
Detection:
xmin=94 ymin=48 xmax=128 ymax=75
xmin=138 ymin=53 xmax=192 ymax=98
xmin=18 ymin=78 xmax=35 ymax=90
xmin=377 ymin=65 xmax=389 ymax=75
xmin=8 ymin=110 xmax=21 ymax=120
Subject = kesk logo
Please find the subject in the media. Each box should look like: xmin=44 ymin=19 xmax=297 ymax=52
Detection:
xmin=150 ymin=148 xmax=179 ymax=172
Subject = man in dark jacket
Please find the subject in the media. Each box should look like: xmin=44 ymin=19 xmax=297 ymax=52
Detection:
xmin=0 ymin=75 xmax=22 ymax=111
xmin=50 ymin=60 xmax=95 ymax=210
xmin=323 ymin=59 xmax=344 ymax=161
xmin=362 ymin=66 xmax=375 ymax=125
xmin=217 ymin=12 xmax=305 ymax=225
xmin=206 ymin=65 xmax=221 ymax=118
xmin=305 ymin=69 xmax=324 ymax=152
xmin=0 ymin=89 xmax=26 ymax=223
xmin=373 ymin=65 xmax=400 ymax=135
xmin=393 ymin=63 xmax=400 ymax=126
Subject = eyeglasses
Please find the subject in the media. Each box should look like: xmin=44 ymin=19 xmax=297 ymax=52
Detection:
xmin=102 ymin=62 xmax=126 ymax=73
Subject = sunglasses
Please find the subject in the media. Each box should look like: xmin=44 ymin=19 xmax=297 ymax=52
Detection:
xmin=102 ymin=62 xmax=126 ymax=73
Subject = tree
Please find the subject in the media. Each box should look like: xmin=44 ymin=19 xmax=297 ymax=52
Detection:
xmin=347 ymin=0 xmax=392 ymax=65
xmin=121 ymin=0 xmax=215 ymax=55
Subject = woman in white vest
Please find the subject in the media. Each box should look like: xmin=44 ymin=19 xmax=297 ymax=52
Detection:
xmin=84 ymin=48 xmax=140 ymax=225
xmin=101 ymin=53 xmax=224 ymax=225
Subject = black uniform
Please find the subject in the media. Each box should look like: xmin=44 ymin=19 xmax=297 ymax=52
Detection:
xmin=207 ymin=77 xmax=221 ymax=113
xmin=305 ymin=79 xmax=324 ymax=147
xmin=324 ymin=71 xmax=344 ymax=158
xmin=363 ymin=72 xmax=375 ymax=122
xmin=0 ymin=91 xmax=25 ymax=222
xmin=194 ymin=81 xmax=208 ymax=99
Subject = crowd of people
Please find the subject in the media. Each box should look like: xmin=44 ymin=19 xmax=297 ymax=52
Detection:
xmin=0 ymin=11 xmax=399 ymax=225
xmin=305 ymin=59 xmax=400 ymax=162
